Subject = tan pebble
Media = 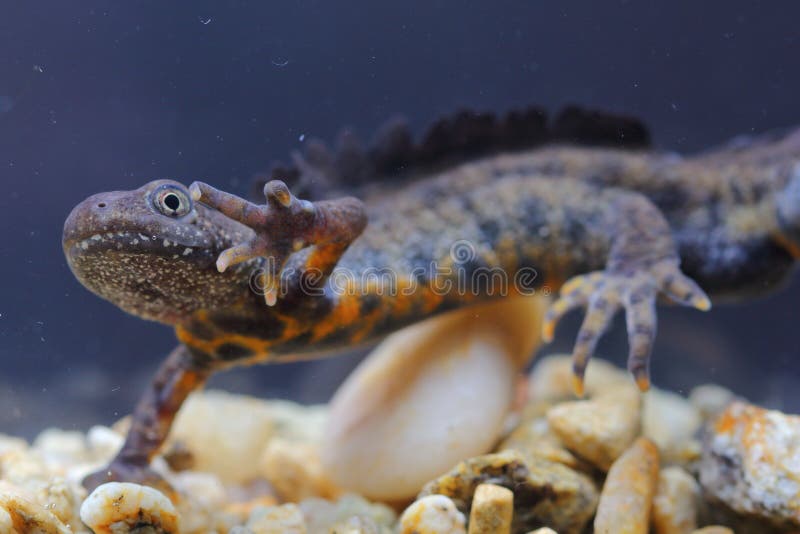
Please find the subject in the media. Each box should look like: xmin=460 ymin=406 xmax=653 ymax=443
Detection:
xmin=0 ymin=482 xmax=72 ymax=534
xmin=328 ymin=514 xmax=381 ymax=533
xmin=400 ymin=495 xmax=466 ymax=534
xmin=259 ymin=438 xmax=339 ymax=501
xmin=33 ymin=429 xmax=90 ymax=472
xmin=1 ymin=448 xmax=50 ymax=483
xmin=247 ymin=503 xmax=307 ymax=534
xmin=0 ymin=507 xmax=12 ymax=532
xmin=225 ymin=495 xmax=280 ymax=520
xmin=168 ymin=390 xmax=277 ymax=483
xmin=301 ymin=494 xmax=396 ymax=533
xmin=0 ymin=434 xmax=28 ymax=455
xmin=419 ymin=449 xmax=597 ymax=534
xmin=547 ymin=387 xmax=641 ymax=471
xmin=324 ymin=298 xmax=545 ymax=500
xmin=699 ymin=401 xmax=800 ymax=527
xmin=642 ymin=389 xmax=702 ymax=465
xmin=497 ymin=404 xmax=582 ymax=469
xmin=468 ymin=483 xmax=513 ymax=534
xmin=690 ymin=528 xmax=734 ymax=534
xmin=594 ymin=437 xmax=660 ymax=534
xmin=651 ymin=466 xmax=699 ymax=534
xmin=30 ymin=477 xmax=82 ymax=529
xmin=688 ymin=384 xmax=736 ymax=421
xmin=528 ymin=354 xmax=630 ymax=401
xmin=80 ymin=481 xmax=179 ymax=534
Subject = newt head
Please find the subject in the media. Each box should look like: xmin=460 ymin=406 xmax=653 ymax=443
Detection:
xmin=63 ymin=179 xmax=255 ymax=324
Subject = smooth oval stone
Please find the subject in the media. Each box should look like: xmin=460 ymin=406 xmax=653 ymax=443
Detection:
xmin=321 ymin=296 xmax=545 ymax=501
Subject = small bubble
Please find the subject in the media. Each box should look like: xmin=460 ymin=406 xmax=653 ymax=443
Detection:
xmin=298 ymin=134 xmax=305 ymax=142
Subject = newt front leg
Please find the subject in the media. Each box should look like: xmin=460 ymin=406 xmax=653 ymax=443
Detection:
xmin=83 ymin=345 xmax=215 ymax=494
xmin=189 ymin=179 xmax=367 ymax=305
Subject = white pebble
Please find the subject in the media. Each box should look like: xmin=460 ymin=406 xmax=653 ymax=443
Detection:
xmin=80 ymin=482 xmax=179 ymax=533
xmin=400 ymin=495 xmax=466 ymax=534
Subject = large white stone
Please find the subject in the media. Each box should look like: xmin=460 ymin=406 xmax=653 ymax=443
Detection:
xmin=321 ymin=296 xmax=546 ymax=500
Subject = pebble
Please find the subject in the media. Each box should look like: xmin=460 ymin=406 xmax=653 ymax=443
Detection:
xmin=167 ymin=390 xmax=278 ymax=483
xmin=329 ymin=514 xmax=383 ymax=534
xmin=246 ymin=503 xmax=307 ymax=534
xmin=85 ymin=425 xmax=124 ymax=461
xmin=594 ymin=437 xmax=660 ymax=534
xmin=526 ymin=529 xmax=558 ymax=534
xmin=528 ymin=354 xmax=632 ymax=401
xmin=688 ymin=384 xmax=736 ymax=422
xmin=651 ymin=466 xmax=700 ymax=534
xmin=300 ymin=494 xmax=396 ymax=533
xmin=497 ymin=402 xmax=582 ymax=469
xmin=547 ymin=387 xmax=641 ymax=471
xmin=322 ymin=298 xmax=545 ymax=500
xmin=467 ymin=483 xmax=513 ymax=534
xmin=79 ymin=481 xmax=179 ymax=533
xmin=0 ymin=481 xmax=72 ymax=534
xmin=259 ymin=438 xmax=338 ymax=501
xmin=419 ymin=449 xmax=598 ymax=534
xmin=642 ymin=389 xmax=702 ymax=465
xmin=691 ymin=528 xmax=734 ymax=534
xmin=399 ymin=494 xmax=466 ymax=534
xmin=699 ymin=400 xmax=800 ymax=528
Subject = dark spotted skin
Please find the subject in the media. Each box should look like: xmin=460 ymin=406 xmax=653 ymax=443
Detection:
xmin=64 ymin=124 xmax=800 ymax=492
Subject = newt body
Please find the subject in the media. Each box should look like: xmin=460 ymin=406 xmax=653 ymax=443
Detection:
xmin=63 ymin=108 xmax=800 ymax=490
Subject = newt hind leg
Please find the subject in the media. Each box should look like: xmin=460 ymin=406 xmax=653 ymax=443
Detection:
xmin=542 ymin=193 xmax=712 ymax=397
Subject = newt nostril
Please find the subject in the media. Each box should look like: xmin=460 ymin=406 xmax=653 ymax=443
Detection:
xmin=97 ymin=202 xmax=107 ymax=208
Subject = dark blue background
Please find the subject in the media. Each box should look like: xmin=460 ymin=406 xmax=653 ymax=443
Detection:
xmin=2 ymin=1 xmax=799 ymax=437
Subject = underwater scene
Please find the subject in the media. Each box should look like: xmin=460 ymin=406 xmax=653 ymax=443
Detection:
xmin=2 ymin=2 xmax=800 ymax=533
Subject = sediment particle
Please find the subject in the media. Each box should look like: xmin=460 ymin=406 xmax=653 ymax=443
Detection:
xmin=547 ymin=387 xmax=641 ymax=471
xmin=651 ymin=466 xmax=699 ymax=534
xmin=467 ymin=483 xmax=513 ymax=534
xmin=79 ymin=481 xmax=179 ymax=534
xmin=399 ymin=494 xmax=466 ymax=534
xmin=594 ymin=437 xmax=660 ymax=534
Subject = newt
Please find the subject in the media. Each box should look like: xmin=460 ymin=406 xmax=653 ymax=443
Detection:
xmin=62 ymin=107 xmax=800 ymax=491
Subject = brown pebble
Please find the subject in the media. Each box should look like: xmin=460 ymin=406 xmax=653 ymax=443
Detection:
xmin=468 ymin=483 xmax=513 ymax=534
xmin=594 ymin=437 xmax=660 ymax=534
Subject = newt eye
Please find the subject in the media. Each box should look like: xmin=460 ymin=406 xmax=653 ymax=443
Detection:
xmin=152 ymin=185 xmax=193 ymax=218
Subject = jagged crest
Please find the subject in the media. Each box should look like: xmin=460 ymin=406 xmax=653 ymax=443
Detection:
xmin=256 ymin=106 xmax=650 ymax=199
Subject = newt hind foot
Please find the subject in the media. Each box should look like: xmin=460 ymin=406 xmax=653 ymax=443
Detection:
xmin=542 ymin=258 xmax=711 ymax=396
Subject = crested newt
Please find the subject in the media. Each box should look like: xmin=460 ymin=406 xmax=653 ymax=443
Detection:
xmin=62 ymin=107 xmax=800 ymax=491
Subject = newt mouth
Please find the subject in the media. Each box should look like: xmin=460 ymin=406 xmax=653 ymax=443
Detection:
xmin=65 ymin=231 xmax=200 ymax=259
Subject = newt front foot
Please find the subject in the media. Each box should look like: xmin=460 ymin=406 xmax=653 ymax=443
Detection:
xmin=190 ymin=180 xmax=367 ymax=305
xmin=542 ymin=258 xmax=710 ymax=396
xmin=83 ymin=461 xmax=175 ymax=500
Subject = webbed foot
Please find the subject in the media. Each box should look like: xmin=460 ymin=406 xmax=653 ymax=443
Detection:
xmin=542 ymin=258 xmax=710 ymax=396
xmin=190 ymin=180 xmax=367 ymax=305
